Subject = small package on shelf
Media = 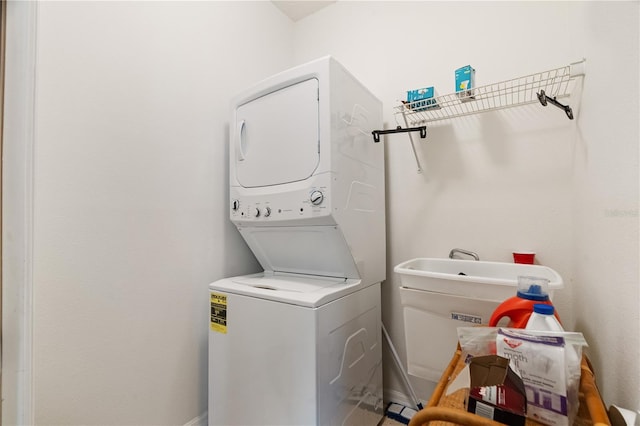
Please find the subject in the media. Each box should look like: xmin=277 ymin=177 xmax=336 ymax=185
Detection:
xmin=455 ymin=65 xmax=476 ymax=101
xmin=406 ymin=86 xmax=440 ymax=111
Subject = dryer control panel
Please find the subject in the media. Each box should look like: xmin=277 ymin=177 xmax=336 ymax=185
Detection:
xmin=230 ymin=185 xmax=332 ymax=225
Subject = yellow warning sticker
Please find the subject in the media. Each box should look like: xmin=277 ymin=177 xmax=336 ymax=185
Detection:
xmin=210 ymin=293 xmax=227 ymax=334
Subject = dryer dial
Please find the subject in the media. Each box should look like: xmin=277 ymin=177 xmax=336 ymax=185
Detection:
xmin=231 ymin=199 xmax=240 ymax=211
xmin=310 ymin=190 xmax=324 ymax=205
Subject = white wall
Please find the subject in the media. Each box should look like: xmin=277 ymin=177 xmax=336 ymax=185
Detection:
xmin=569 ymin=2 xmax=640 ymax=409
xmin=292 ymin=1 xmax=639 ymax=410
xmin=4 ymin=1 xmax=293 ymax=424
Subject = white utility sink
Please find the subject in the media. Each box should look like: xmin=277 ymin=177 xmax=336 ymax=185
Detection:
xmin=396 ymin=257 xmax=565 ymax=381
xmin=394 ymin=258 xmax=563 ymax=301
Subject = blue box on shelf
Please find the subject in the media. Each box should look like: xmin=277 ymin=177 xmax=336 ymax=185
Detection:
xmin=455 ymin=65 xmax=476 ymax=101
xmin=406 ymin=86 xmax=440 ymax=111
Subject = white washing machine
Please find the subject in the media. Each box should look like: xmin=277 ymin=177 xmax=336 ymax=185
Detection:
xmin=209 ymin=275 xmax=382 ymax=425
xmin=208 ymin=56 xmax=385 ymax=426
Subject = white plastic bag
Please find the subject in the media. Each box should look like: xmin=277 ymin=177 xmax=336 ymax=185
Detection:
xmin=457 ymin=327 xmax=587 ymax=426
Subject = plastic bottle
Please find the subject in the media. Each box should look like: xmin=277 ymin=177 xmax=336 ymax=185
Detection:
xmin=525 ymin=304 xmax=564 ymax=331
xmin=525 ymin=303 xmax=579 ymax=392
xmin=489 ymin=276 xmax=559 ymax=328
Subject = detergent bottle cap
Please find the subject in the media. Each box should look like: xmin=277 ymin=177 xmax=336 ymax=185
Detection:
xmin=532 ymin=303 xmax=554 ymax=315
xmin=516 ymin=276 xmax=550 ymax=301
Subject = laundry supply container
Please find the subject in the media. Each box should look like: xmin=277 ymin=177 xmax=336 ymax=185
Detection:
xmin=395 ymin=258 xmax=563 ymax=383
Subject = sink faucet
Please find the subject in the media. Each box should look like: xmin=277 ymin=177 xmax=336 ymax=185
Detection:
xmin=449 ymin=248 xmax=479 ymax=261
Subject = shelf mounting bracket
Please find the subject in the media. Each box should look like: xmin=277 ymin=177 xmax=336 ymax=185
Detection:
xmin=371 ymin=125 xmax=426 ymax=143
xmin=537 ymin=90 xmax=574 ymax=120
xmin=372 ymin=120 xmax=426 ymax=173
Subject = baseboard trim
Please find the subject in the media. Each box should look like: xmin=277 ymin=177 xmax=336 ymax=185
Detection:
xmin=384 ymin=388 xmax=420 ymax=410
xmin=184 ymin=412 xmax=207 ymax=426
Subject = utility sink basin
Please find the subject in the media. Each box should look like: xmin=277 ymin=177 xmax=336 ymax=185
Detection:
xmin=394 ymin=258 xmax=563 ymax=301
xmin=396 ymin=258 xmax=564 ymax=382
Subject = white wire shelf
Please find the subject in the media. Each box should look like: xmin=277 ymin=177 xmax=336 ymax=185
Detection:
xmin=395 ymin=60 xmax=585 ymax=126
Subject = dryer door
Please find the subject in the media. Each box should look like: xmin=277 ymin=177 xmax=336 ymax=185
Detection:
xmin=234 ymin=78 xmax=320 ymax=188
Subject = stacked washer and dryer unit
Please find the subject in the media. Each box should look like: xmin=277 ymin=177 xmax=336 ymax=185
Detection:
xmin=208 ymin=57 xmax=386 ymax=426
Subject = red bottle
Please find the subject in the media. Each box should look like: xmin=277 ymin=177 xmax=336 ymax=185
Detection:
xmin=489 ymin=279 xmax=560 ymax=328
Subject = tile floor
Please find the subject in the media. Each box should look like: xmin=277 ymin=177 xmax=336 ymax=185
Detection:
xmin=381 ymin=416 xmax=405 ymax=425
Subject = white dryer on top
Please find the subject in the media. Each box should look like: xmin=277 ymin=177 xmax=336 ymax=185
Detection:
xmin=228 ymin=55 xmax=385 ymax=287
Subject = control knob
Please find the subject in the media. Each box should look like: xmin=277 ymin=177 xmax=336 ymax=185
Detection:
xmin=231 ymin=199 xmax=240 ymax=211
xmin=263 ymin=207 xmax=271 ymax=217
xmin=310 ymin=190 xmax=324 ymax=206
xmin=254 ymin=208 xmax=260 ymax=218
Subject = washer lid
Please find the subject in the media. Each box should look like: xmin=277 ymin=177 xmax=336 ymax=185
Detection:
xmin=234 ymin=78 xmax=320 ymax=188
xmin=209 ymin=273 xmax=363 ymax=308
